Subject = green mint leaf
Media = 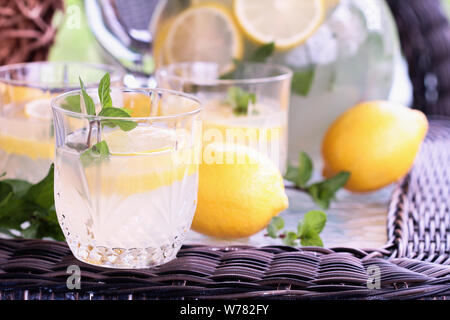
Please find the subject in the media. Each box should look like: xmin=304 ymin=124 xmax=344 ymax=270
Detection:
xmin=0 ymin=172 xmax=6 ymax=178
xmin=283 ymin=231 xmax=299 ymax=246
xmin=98 ymin=107 xmax=137 ymax=132
xmin=249 ymin=42 xmax=275 ymax=62
xmin=306 ymin=172 xmax=350 ymax=209
xmin=79 ymin=77 xmax=96 ymax=115
xmin=0 ymin=182 xmax=13 ymax=208
xmin=80 ymin=141 xmax=110 ymax=167
xmin=300 ymin=229 xmax=323 ymax=247
xmin=98 ymin=73 xmax=113 ymax=108
xmin=297 ymin=151 xmax=313 ymax=188
xmin=292 ymin=68 xmax=315 ymax=96
xmin=26 ymin=164 xmax=55 ymax=209
xmin=0 ymin=165 xmax=64 ymax=240
xmin=227 ymin=86 xmax=256 ymax=116
xmin=299 ymin=210 xmax=327 ymax=236
xmin=3 ymin=179 xmax=32 ymax=198
xmin=267 ymin=216 xmax=284 ymax=238
xmin=62 ymin=95 xmax=81 ymax=113
xmin=219 ymin=59 xmax=242 ymax=80
xmin=284 ymin=164 xmax=299 ymax=184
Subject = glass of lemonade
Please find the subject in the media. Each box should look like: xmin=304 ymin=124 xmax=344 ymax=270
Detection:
xmin=0 ymin=62 xmax=123 ymax=183
xmin=52 ymin=88 xmax=202 ymax=268
xmin=156 ymin=62 xmax=292 ymax=173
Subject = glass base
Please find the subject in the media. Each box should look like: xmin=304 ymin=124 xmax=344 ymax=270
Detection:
xmin=67 ymin=235 xmax=186 ymax=269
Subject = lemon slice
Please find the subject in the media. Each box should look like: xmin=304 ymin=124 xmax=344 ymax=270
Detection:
xmin=24 ymin=98 xmax=52 ymax=120
xmin=163 ymin=2 xmax=243 ymax=74
xmin=103 ymin=126 xmax=177 ymax=156
xmin=233 ymin=0 xmax=325 ymax=50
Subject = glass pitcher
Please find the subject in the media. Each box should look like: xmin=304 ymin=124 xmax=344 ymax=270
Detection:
xmin=150 ymin=0 xmax=401 ymax=167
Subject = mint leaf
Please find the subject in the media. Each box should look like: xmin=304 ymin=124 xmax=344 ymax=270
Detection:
xmin=283 ymin=231 xmax=298 ymax=246
xmin=300 ymin=229 xmax=323 ymax=247
xmin=220 ymin=43 xmax=275 ymax=79
xmin=267 ymin=216 xmax=284 ymax=238
xmin=266 ymin=210 xmax=327 ymax=248
xmin=299 ymin=210 xmax=327 ymax=236
xmin=26 ymin=164 xmax=54 ymax=209
xmin=284 ymin=152 xmax=313 ymax=188
xmin=227 ymin=86 xmax=256 ymax=116
xmin=0 ymin=165 xmax=64 ymax=241
xmin=98 ymin=73 xmax=113 ymax=108
xmin=79 ymin=77 xmax=96 ymax=115
xmin=249 ymin=42 xmax=275 ymax=62
xmin=297 ymin=152 xmax=313 ymax=188
xmin=80 ymin=141 xmax=110 ymax=167
xmin=0 ymin=182 xmax=13 ymax=208
xmin=291 ymin=68 xmax=315 ymax=96
xmin=98 ymin=107 xmax=137 ymax=132
xmin=306 ymin=172 xmax=350 ymax=209
xmin=62 ymin=95 xmax=81 ymax=113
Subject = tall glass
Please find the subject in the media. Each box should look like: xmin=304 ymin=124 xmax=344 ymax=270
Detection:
xmin=156 ymin=62 xmax=292 ymax=173
xmin=0 ymin=62 xmax=123 ymax=183
xmin=52 ymin=88 xmax=202 ymax=268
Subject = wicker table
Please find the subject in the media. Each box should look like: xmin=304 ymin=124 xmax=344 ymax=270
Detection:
xmin=1 ymin=119 xmax=450 ymax=300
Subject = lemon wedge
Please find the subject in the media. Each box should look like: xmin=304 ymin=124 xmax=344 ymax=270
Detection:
xmin=163 ymin=2 xmax=243 ymax=74
xmin=233 ymin=0 xmax=325 ymax=50
xmin=103 ymin=126 xmax=177 ymax=156
xmin=24 ymin=98 xmax=52 ymax=120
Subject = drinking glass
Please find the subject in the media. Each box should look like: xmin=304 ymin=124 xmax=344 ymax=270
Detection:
xmin=52 ymin=88 xmax=202 ymax=268
xmin=0 ymin=62 xmax=123 ymax=183
xmin=156 ymin=62 xmax=292 ymax=173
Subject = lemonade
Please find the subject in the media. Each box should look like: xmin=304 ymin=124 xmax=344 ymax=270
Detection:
xmin=156 ymin=62 xmax=292 ymax=172
xmin=202 ymin=98 xmax=287 ymax=171
xmin=0 ymin=98 xmax=53 ymax=183
xmin=0 ymin=62 xmax=123 ymax=183
xmin=151 ymin=0 xmax=400 ymax=163
xmin=52 ymin=87 xmax=202 ymax=268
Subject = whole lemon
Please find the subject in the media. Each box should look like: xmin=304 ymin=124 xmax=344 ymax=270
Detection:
xmin=322 ymin=101 xmax=428 ymax=192
xmin=192 ymin=143 xmax=289 ymax=239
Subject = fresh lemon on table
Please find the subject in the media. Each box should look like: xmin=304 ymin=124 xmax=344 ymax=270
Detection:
xmin=233 ymin=0 xmax=325 ymax=50
xmin=322 ymin=101 xmax=428 ymax=192
xmin=192 ymin=143 xmax=288 ymax=239
xmin=161 ymin=2 xmax=243 ymax=73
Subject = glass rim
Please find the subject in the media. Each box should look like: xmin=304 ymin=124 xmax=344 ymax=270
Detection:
xmin=155 ymin=61 xmax=293 ymax=86
xmin=0 ymin=61 xmax=124 ymax=88
xmin=51 ymin=87 xmax=203 ymax=121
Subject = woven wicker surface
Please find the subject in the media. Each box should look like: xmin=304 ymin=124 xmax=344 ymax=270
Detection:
xmin=1 ymin=239 xmax=450 ymax=300
xmin=388 ymin=118 xmax=450 ymax=263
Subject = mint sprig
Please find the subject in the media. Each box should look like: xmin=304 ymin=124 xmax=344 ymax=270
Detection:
xmin=267 ymin=210 xmax=327 ymax=247
xmin=291 ymin=68 xmax=315 ymax=97
xmin=220 ymin=42 xmax=275 ymax=80
xmin=227 ymin=86 xmax=257 ymax=116
xmin=0 ymin=165 xmax=64 ymax=241
xmin=80 ymin=141 xmax=110 ymax=167
xmin=285 ymin=151 xmax=350 ymax=209
xmin=78 ymin=73 xmax=136 ymax=166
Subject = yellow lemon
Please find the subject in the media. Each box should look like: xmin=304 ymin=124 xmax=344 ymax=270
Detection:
xmin=3 ymin=85 xmax=50 ymax=104
xmin=162 ymin=2 xmax=243 ymax=74
xmin=192 ymin=143 xmax=288 ymax=238
xmin=233 ymin=0 xmax=325 ymax=50
xmin=322 ymin=101 xmax=428 ymax=192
